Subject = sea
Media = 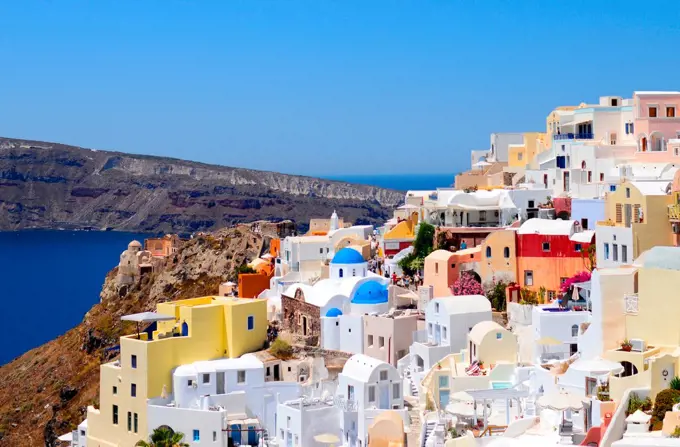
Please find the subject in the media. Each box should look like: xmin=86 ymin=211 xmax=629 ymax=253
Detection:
xmin=0 ymin=173 xmax=451 ymax=365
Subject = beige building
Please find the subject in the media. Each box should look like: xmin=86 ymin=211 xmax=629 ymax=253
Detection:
xmin=363 ymin=312 xmax=419 ymax=366
xmin=468 ymin=321 xmax=517 ymax=366
xmin=478 ymin=229 xmax=517 ymax=285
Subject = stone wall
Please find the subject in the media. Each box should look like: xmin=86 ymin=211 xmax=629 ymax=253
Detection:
xmin=281 ymin=293 xmax=321 ymax=345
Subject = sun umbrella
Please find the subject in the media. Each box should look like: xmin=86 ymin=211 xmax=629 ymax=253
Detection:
xmin=451 ymin=391 xmax=474 ymax=403
xmin=537 ymin=391 xmax=585 ymax=411
xmin=314 ymin=433 xmax=340 ymax=446
xmin=568 ymin=358 xmax=624 ymax=376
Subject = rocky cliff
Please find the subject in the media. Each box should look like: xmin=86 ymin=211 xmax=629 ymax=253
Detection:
xmin=0 ymin=221 xmax=293 ymax=447
xmin=0 ymin=137 xmax=403 ymax=233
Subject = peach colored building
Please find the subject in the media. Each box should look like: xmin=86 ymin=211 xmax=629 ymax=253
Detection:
xmin=478 ymin=229 xmax=517 ymax=285
xmin=423 ymin=248 xmax=481 ymax=297
xmin=144 ymin=234 xmax=180 ymax=257
xmin=634 ymin=91 xmax=680 ymax=153
xmin=363 ymin=312 xmax=419 ymax=366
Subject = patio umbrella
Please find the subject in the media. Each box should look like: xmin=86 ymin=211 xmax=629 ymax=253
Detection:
xmin=314 ymin=433 xmax=340 ymax=446
xmin=445 ymin=401 xmax=476 ymax=418
xmin=568 ymin=358 xmax=623 ymax=376
xmin=537 ymin=391 xmax=585 ymax=411
xmin=451 ymin=391 xmax=474 ymax=403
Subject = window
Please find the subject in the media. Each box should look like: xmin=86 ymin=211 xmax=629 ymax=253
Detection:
xmin=518 ymin=152 xmax=523 ymax=161
xmin=368 ymin=386 xmax=376 ymax=402
xmin=112 ymin=386 xmax=117 ymax=395
xmin=610 ymin=184 xmax=616 ymax=192
xmin=600 ymin=173 xmax=604 ymax=182
xmin=649 ymin=106 xmax=658 ymax=118
xmin=127 ymin=411 xmax=132 ymax=431
xmin=435 ymin=263 xmax=439 ymax=274
xmin=528 ymin=200 xmax=535 ymax=208
xmin=131 ymin=355 xmax=137 ymax=369
xmin=379 ymin=336 xmax=385 ymax=348
xmin=368 ymin=335 xmax=374 ymax=347
xmin=213 ymin=431 xmax=217 ymax=442
xmin=247 ymin=315 xmax=254 ymax=331
xmin=611 ymin=98 xmax=618 ymax=106
xmin=542 ymin=242 xmax=550 ymax=252
xmin=134 ymin=413 xmax=138 ymax=433
xmin=524 ymin=270 xmax=534 ymax=286
xmin=548 ymin=291 xmax=555 ymax=300
xmin=202 ymin=373 xmax=210 ymax=384
xmin=581 ymin=218 xmax=588 ymax=229
xmin=588 ymin=171 xmax=592 ymax=183
xmin=479 ymin=210 xmax=487 ymax=221
xmin=630 ymin=123 xmax=634 ymax=134
xmin=622 ymin=245 xmax=628 ymax=263
xmin=616 ymin=203 xmax=623 ymax=222
xmin=439 ymin=375 xmax=449 ymax=387
xmin=339 ymin=268 xmax=343 ymax=278
xmin=435 ymin=302 xmax=440 ymax=313
xmin=131 ymin=383 xmax=136 ymax=397
xmin=574 ymin=243 xmax=582 ymax=252
xmin=486 ymin=246 xmax=492 ymax=258
xmin=352 ymin=269 xmax=356 ymax=276
xmin=442 ymin=326 xmax=447 ymax=339
xmin=625 ymin=123 xmax=630 ymax=134
xmin=668 ymin=106 xmax=676 ymax=118
xmin=586 ymin=377 xmax=598 ymax=397
xmin=496 ymin=332 xmax=502 ymax=340
xmin=187 ymin=379 xmax=193 ymax=387
xmin=451 ymin=263 xmax=456 ymax=268
xmin=504 ymin=247 xmax=510 ymax=258
xmin=428 ymin=323 xmax=433 ymax=335
xmin=626 ymin=187 xmax=631 ymax=198
xmin=393 ymin=383 xmax=401 ymax=399
xmin=112 ymin=405 xmax=119 ymax=425
xmin=613 ymin=243 xmax=619 ymax=262
xmin=193 ymin=430 xmax=200 ymax=442
xmin=237 ymin=370 xmax=246 ymax=384
xmin=380 ymin=370 xmax=388 ymax=381
xmin=319 ymin=248 xmax=323 ymax=254
xmin=604 ymin=243 xmax=610 ymax=260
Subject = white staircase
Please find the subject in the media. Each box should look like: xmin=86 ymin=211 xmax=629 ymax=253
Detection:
xmin=421 ymin=421 xmax=436 ymax=447
xmin=405 ymin=368 xmax=419 ymax=397
xmin=260 ymin=428 xmax=271 ymax=446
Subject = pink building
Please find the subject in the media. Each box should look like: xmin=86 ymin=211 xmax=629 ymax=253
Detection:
xmin=423 ymin=248 xmax=481 ymax=297
xmin=634 ymin=91 xmax=680 ymax=153
xmin=363 ymin=312 xmax=419 ymax=366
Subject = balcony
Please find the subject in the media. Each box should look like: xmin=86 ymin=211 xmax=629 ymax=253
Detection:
xmin=553 ymin=133 xmax=594 ymax=140
xmin=669 ymin=204 xmax=680 ymax=221
xmin=413 ymin=329 xmax=428 ymax=343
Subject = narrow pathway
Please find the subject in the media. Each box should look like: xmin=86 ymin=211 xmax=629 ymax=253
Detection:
xmin=406 ymin=397 xmax=421 ymax=446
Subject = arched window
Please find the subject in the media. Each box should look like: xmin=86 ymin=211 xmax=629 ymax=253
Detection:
xmin=581 ymin=160 xmax=586 ymax=169
xmin=486 ymin=246 xmax=492 ymax=258
xmin=620 ymin=361 xmax=639 ymax=378
xmin=352 ymin=269 xmax=356 ymax=277
xmin=504 ymin=247 xmax=510 ymax=258
xmin=181 ymin=322 xmax=189 ymax=337
xmin=339 ymin=268 xmax=343 ymax=278
xmin=571 ymin=324 xmax=579 ymax=337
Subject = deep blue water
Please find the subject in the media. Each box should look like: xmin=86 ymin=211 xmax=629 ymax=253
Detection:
xmin=0 ymin=230 xmax=148 ymax=364
xmin=324 ymin=173 xmax=455 ymax=191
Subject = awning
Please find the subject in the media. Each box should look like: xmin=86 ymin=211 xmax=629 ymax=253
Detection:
xmin=121 ymin=312 xmax=176 ymax=323
xmin=568 ymin=358 xmax=623 ymax=376
xmin=537 ymin=391 xmax=586 ymax=411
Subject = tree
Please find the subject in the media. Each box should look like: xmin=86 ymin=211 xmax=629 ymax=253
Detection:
xmin=560 ymin=271 xmax=592 ymax=294
xmin=238 ymin=264 xmax=257 ymax=274
xmin=583 ymin=244 xmax=596 ymax=271
xmin=136 ymin=426 xmax=189 ymax=447
xmin=451 ymin=272 xmax=484 ymax=296
xmin=485 ymin=280 xmax=508 ymax=311
xmin=269 ymin=338 xmax=294 ymax=360
xmin=398 ymin=222 xmax=435 ymax=275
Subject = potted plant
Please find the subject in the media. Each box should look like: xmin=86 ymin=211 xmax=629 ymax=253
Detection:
xmin=437 ymin=362 xmax=442 ymax=370
xmin=621 ymin=339 xmax=633 ymax=352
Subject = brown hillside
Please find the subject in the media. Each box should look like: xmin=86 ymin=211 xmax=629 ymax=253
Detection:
xmin=0 ymin=221 xmax=293 ymax=447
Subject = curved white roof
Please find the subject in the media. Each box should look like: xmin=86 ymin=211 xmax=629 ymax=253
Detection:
xmin=289 ymin=275 xmax=389 ymax=309
xmin=448 ymin=189 xmax=517 ymax=210
xmin=341 ymin=354 xmax=393 ymax=382
xmin=641 ymin=246 xmax=680 ymax=271
xmin=429 ymin=295 xmax=492 ymax=315
xmin=469 ymin=321 xmax=505 ymax=344
xmin=629 ymin=181 xmax=671 ymax=196
xmin=283 ymin=283 xmax=315 ymax=299
xmin=174 ymin=353 xmax=263 ymax=376
xmin=517 ymin=218 xmax=575 ymax=236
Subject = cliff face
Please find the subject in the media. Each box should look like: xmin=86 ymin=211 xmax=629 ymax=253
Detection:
xmin=0 ymin=137 xmax=403 ymax=233
xmin=0 ymin=221 xmax=292 ymax=447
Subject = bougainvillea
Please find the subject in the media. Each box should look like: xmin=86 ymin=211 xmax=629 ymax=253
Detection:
xmin=560 ymin=271 xmax=592 ymax=294
xmin=451 ymin=271 xmax=484 ymax=296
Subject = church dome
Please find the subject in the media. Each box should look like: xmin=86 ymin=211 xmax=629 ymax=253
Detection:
xmin=351 ymin=281 xmax=388 ymax=304
xmin=128 ymin=240 xmax=142 ymax=249
xmin=325 ymin=307 xmax=343 ymax=317
xmin=331 ymin=248 xmax=365 ymax=265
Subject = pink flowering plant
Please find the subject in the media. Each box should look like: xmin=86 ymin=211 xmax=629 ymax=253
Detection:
xmin=560 ymin=271 xmax=591 ymax=294
xmin=451 ymin=272 xmax=484 ymax=296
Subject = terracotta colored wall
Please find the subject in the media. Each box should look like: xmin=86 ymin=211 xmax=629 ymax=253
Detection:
xmin=516 ymin=256 xmax=590 ymax=294
xmin=238 ymin=273 xmax=272 ymax=299
xmin=553 ymin=197 xmax=572 ymax=216
xmin=270 ymin=238 xmax=281 ymax=257
xmin=424 ymin=253 xmax=457 ymax=297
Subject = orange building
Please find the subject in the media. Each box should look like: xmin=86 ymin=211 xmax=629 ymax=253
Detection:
xmin=238 ymin=273 xmax=272 ymax=299
xmin=423 ymin=247 xmax=481 ymax=297
xmin=515 ymin=219 xmax=594 ymax=301
xmin=144 ymin=234 xmax=180 ymax=257
xmin=269 ymin=238 xmax=281 ymax=257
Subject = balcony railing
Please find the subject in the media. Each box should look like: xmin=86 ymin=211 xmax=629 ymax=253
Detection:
xmin=553 ymin=133 xmax=595 ymax=140
xmin=334 ymin=396 xmax=357 ymax=412
xmin=596 ymin=220 xmax=616 ymax=227
xmin=669 ymin=204 xmax=680 ymax=221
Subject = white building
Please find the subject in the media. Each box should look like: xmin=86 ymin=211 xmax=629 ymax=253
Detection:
xmin=489 ymin=132 xmax=525 ymax=163
xmin=409 ymin=295 xmax=492 ymax=378
xmin=276 ymin=396 xmax=342 ymax=447
xmin=146 ymin=354 xmax=301 ymax=446
xmin=532 ymin=306 xmax=590 ymax=363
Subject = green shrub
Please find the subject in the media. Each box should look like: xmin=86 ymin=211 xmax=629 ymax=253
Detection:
xmin=269 ymin=338 xmax=294 ymax=360
xmin=652 ymin=389 xmax=680 ymax=425
xmin=671 ymin=376 xmax=680 ymax=391
xmin=671 ymin=426 xmax=680 ymax=438
xmin=628 ymin=392 xmax=652 ymax=414
xmin=448 ymin=427 xmax=463 ymax=439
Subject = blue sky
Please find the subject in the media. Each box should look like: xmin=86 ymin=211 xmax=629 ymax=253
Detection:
xmin=1 ymin=1 xmax=680 ymax=176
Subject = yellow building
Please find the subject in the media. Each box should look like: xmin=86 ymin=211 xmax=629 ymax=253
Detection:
xmin=596 ymin=181 xmax=673 ymax=266
xmin=468 ymin=321 xmax=517 ymax=366
xmin=603 ymin=247 xmax=680 ymax=401
xmin=87 ymin=296 xmax=268 ymax=447
xmin=383 ymin=212 xmax=418 ymax=257
xmin=478 ymin=230 xmax=517 ymax=285
xmin=507 ymin=132 xmax=547 ymax=169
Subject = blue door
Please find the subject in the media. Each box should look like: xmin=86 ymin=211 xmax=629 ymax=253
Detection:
xmin=247 ymin=426 xmax=258 ymax=446
xmin=439 ymin=390 xmax=450 ymax=408
xmin=231 ymin=424 xmax=241 ymax=445
xmin=181 ymin=322 xmax=188 ymax=336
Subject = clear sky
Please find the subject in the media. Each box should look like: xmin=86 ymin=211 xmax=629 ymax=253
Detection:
xmin=2 ymin=1 xmax=680 ymax=176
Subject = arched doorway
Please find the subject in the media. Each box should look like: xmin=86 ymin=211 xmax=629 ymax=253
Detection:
xmin=650 ymin=132 xmax=664 ymax=152
xmin=181 ymin=322 xmax=189 ymax=337
xmin=640 ymin=136 xmax=648 ymax=152
xmin=620 ymin=361 xmax=638 ymax=377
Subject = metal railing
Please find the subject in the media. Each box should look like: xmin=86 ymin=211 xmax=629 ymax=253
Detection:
xmin=553 ymin=132 xmax=594 ymax=140
xmin=333 ymin=396 xmax=357 ymax=412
